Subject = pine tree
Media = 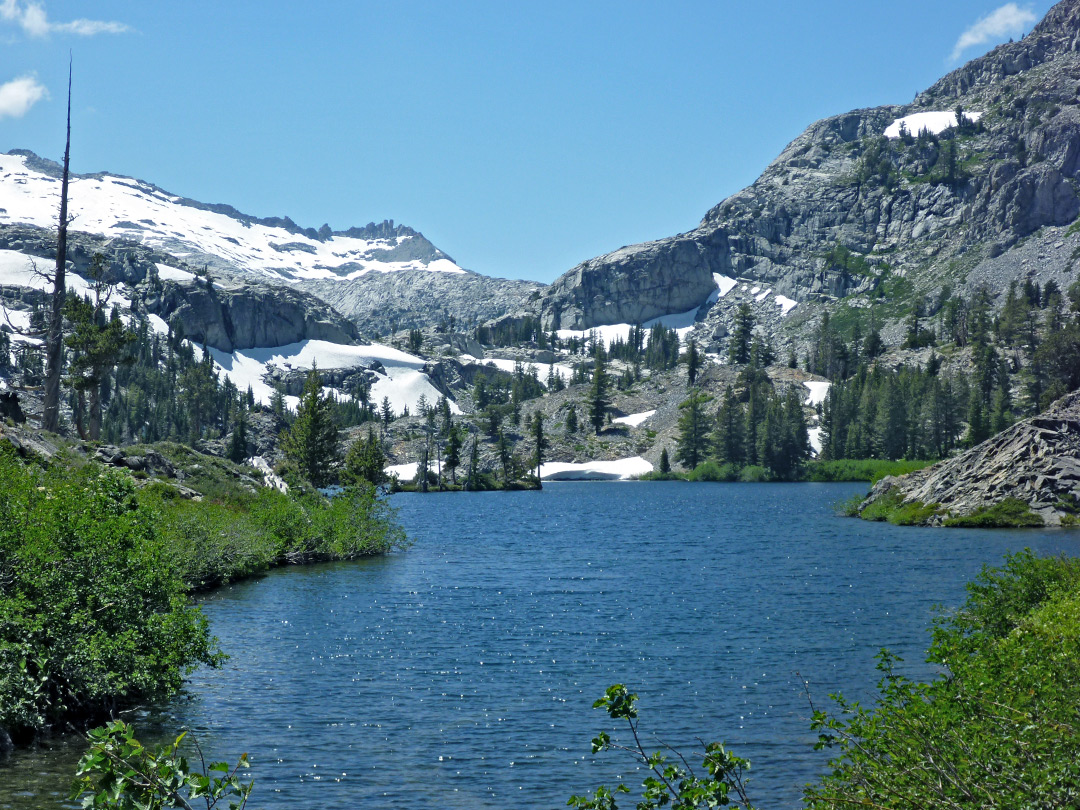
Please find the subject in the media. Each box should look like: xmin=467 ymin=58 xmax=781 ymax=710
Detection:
xmin=532 ymin=411 xmax=548 ymax=482
xmin=281 ymin=365 xmax=341 ymax=487
xmin=465 ymin=436 xmax=481 ymax=491
xmin=342 ymin=426 xmax=388 ymax=487
xmin=380 ymin=397 xmax=394 ymax=431
xmin=659 ymin=447 xmax=671 ymax=474
xmin=63 ymin=259 xmax=135 ymax=440
xmin=565 ymin=404 xmax=578 ymax=435
xmin=729 ymin=304 xmax=754 ymax=365
xmin=444 ymin=423 xmax=463 ymax=485
xmin=226 ymin=411 xmax=248 ymax=463
xmin=712 ymin=386 xmax=746 ymax=466
xmin=685 ymin=339 xmax=701 ymax=388
xmin=676 ymin=388 xmax=714 ymax=470
xmin=587 ymin=350 xmax=610 ymax=434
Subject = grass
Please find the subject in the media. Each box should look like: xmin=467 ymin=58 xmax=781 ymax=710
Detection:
xmin=808 ymin=458 xmax=936 ymax=483
xmin=943 ymin=498 xmax=1045 ymax=528
xmin=858 ymin=488 xmax=942 ymax=525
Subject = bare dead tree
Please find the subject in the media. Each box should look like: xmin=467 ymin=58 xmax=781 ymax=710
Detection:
xmin=42 ymin=58 xmax=73 ymax=433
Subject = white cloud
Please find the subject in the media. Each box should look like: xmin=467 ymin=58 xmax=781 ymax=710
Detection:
xmin=0 ymin=0 xmax=128 ymax=37
xmin=950 ymin=3 xmax=1037 ymax=61
xmin=0 ymin=74 xmax=48 ymax=120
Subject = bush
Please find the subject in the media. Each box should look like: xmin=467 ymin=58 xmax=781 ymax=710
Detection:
xmin=0 ymin=449 xmax=217 ymax=744
xmin=686 ymin=460 xmax=738 ymax=482
xmin=943 ymin=498 xmax=1044 ymax=528
xmin=738 ymin=465 xmax=771 ymax=482
xmin=807 ymin=551 xmax=1080 ymax=808
xmin=807 ymin=458 xmax=935 ymax=483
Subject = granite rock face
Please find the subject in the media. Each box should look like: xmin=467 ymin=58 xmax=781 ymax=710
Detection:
xmin=143 ymin=280 xmax=359 ymax=352
xmin=862 ymin=389 xmax=1080 ymax=526
xmin=0 ymin=223 xmax=360 ymax=353
xmin=301 ymin=269 xmax=544 ymax=336
xmin=520 ymin=0 xmax=1080 ymax=336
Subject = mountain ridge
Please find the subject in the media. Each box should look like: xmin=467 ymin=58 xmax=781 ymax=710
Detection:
xmin=511 ymin=0 xmax=1080 ymax=353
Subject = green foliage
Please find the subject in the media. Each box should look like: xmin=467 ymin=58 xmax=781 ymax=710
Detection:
xmin=806 ymin=552 xmax=1080 ymax=809
xmin=72 ymin=720 xmax=252 ymax=809
xmin=569 ymin=684 xmax=754 ymax=810
xmin=0 ymin=450 xmax=217 ymax=742
xmin=146 ymin=483 xmax=410 ymax=588
xmin=943 ymin=498 xmax=1045 ymax=528
xmin=675 ymin=388 xmax=713 ymax=470
xmin=807 ymin=458 xmax=935 ymax=483
xmin=280 ymin=366 xmax=341 ymax=488
xmin=737 ymin=465 xmax=770 ymax=483
xmin=686 ymin=460 xmax=738 ymax=482
xmin=342 ymin=427 xmax=388 ymax=488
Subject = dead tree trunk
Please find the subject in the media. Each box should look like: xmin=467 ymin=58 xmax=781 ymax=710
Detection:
xmin=42 ymin=61 xmax=72 ymax=433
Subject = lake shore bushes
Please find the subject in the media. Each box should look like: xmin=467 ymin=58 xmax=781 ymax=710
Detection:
xmin=0 ymin=438 xmax=409 ymax=749
xmin=639 ymin=458 xmax=935 ymax=484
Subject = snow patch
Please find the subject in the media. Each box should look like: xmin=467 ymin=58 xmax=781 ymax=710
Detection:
xmin=803 ymin=380 xmax=831 ymax=407
xmin=808 ymin=427 xmax=824 ymax=456
xmin=884 ymin=110 xmax=983 ymax=139
xmin=754 ymin=288 xmax=772 ymax=303
xmin=613 ymin=410 xmax=656 ymax=427
xmin=539 ymin=456 xmax=653 ymax=481
xmin=775 ymin=295 xmax=798 ymax=316
xmin=385 ymin=459 xmax=445 ymax=482
xmin=206 ymin=339 xmax=458 ymax=416
xmin=0 ymin=153 xmax=466 ymax=282
xmin=556 ymin=307 xmax=698 ymax=350
xmin=154 ymin=263 xmax=197 ymax=283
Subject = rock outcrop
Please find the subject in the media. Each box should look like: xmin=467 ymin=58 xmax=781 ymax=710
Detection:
xmin=300 ymin=269 xmax=544 ymax=336
xmin=518 ymin=0 xmax=1080 ymax=341
xmin=143 ymin=280 xmax=359 ymax=352
xmin=862 ymin=389 xmax=1080 ymax=526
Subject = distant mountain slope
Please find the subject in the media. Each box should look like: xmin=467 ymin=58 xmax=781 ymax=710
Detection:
xmin=0 ymin=150 xmax=461 ymax=282
xmin=521 ymin=0 xmax=1080 ymax=349
xmin=0 ymin=150 xmax=543 ymax=333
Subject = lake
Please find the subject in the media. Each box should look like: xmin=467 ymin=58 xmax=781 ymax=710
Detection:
xmin=2 ymin=482 xmax=1078 ymax=809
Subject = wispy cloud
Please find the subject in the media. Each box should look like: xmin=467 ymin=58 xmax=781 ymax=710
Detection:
xmin=950 ymin=3 xmax=1037 ymax=61
xmin=0 ymin=0 xmax=129 ymax=38
xmin=0 ymin=74 xmax=48 ymax=120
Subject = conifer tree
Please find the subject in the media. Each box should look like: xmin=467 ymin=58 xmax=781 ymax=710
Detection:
xmin=676 ymin=388 xmax=713 ymax=470
xmin=565 ymin=404 xmax=578 ymax=435
xmin=684 ymin=339 xmax=701 ymax=388
xmin=465 ymin=436 xmax=480 ymax=491
xmin=226 ymin=411 xmax=248 ymax=463
xmin=63 ymin=256 xmax=135 ymax=440
xmin=712 ymin=386 xmax=746 ymax=466
xmin=729 ymin=304 xmax=754 ymax=365
xmin=282 ymin=365 xmax=341 ymax=487
xmin=444 ymin=423 xmax=463 ymax=485
xmin=659 ymin=447 xmax=671 ymax=474
xmin=532 ymin=411 xmax=548 ymax=482
xmin=342 ymin=426 xmax=388 ymax=487
xmin=587 ymin=349 xmax=610 ymax=434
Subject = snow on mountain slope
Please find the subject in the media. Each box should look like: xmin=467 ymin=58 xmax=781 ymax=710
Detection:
xmin=0 ymin=151 xmax=464 ymax=282
xmin=205 ymin=339 xmax=459 ymax=416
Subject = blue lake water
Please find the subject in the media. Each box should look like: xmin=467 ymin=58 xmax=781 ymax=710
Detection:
xmin=2 ymin=482 xmax=1078 ymax=809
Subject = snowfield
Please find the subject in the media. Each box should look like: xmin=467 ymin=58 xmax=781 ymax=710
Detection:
xmin=613 ymin=410 xmax=655 ymax=427
xmin=0 ymin=153 xmax=465 ymax=282
xmin=803 ymin=380 xmax=831 ymax=406
xmin=458 ymin=355 xmax=576 ymax=388
xmin=884 ymin=110 xmax=983 ymax=139
xmin=206 ymin=339 xmax=458 ymax=416
xmin=539 ymin=456 xmax=653 ymax=481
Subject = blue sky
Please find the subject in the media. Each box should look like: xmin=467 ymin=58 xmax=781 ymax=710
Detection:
xmin=0 ymin=1 xmax=1053 ymax=282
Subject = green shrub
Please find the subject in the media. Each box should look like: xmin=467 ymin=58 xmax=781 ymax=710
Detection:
xmin=686 ymin=460 xmax=739 ymax=482
xmin=807 ymin=552 xmax=1080 ymax=808
xmin=738 ymin=465 xmax=771 ymax=482
xmin=943 ymin=498 xmax=1044 ymax=528
xmin=807 ymin=458 xmax=936 ymax=483
xmin=0 ymin=450 xmax=217 ymax=743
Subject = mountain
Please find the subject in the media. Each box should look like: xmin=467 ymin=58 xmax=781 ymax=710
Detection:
xmin=0 ymin=150 xmax=540 ymax=334
xmin=510 ymin=0 xmax=1080 ymax=353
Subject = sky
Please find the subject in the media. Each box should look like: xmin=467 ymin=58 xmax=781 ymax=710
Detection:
xmin=0 ymin=1 xmax=1055 ymax=283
